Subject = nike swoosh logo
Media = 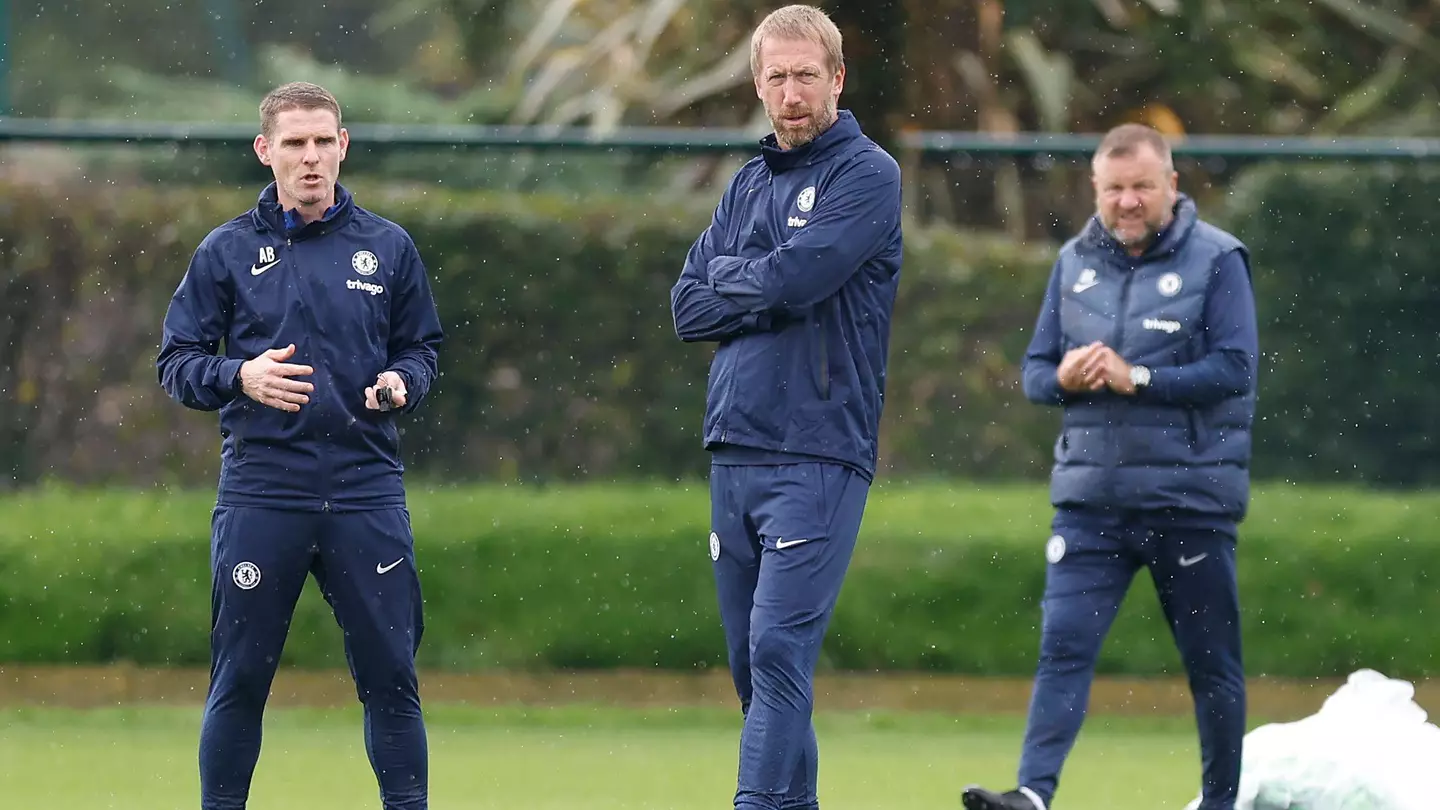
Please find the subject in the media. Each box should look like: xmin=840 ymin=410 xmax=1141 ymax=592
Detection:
xmin=1178 ymin=553 xmax=1209 ymax=567
xmin=1072 ymin=280 xmax=1098 ymax=293
xmin=251 ymin=260 xmax=281 ymax=276
xmin=376 ymin=559 xmax=404 ymax=574
xmin=774 ymin=538 xmax=812 ymax=550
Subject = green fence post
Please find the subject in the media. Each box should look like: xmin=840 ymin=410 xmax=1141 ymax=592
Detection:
xmin=0 ymin=0 xmax=10 ymax=116
xmin=205 ymin=0 xmax=249 ymax=86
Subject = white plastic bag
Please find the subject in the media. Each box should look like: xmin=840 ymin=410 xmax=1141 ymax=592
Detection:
xmin=1183 ymin=669 xmax=1440 ymax=810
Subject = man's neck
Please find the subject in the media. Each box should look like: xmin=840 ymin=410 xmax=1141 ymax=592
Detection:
xmin=292 ymin=201 xmax=334 ymax=224
xmin=277 ymin=192 xmax=336 ymax=225
xmin=1122 ymin=214 xmax=1174 ymax=257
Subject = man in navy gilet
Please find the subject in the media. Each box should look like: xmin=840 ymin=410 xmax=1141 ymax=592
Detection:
xmin=669 ymin=5 xmax=902 ymax=809
xmin=963 ymin=123 xmax=1258 ymax=810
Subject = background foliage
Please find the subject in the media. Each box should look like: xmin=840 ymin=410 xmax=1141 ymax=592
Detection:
xmin=2 ymin=162 xmax=1437 ymax=489
xmin=4 ymin=482 xmax=1437 ymax=678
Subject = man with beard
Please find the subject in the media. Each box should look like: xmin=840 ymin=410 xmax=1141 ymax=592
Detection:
xmin=961 ymin=123 xmax=1258 ymax=810
xmin=669 ymin=5 xmax=902 ymax=810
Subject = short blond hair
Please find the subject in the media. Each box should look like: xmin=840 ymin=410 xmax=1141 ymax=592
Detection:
xmin=259 ymin=82 xmax=342 ymax=138
xmin=750 ymin=5 xmax=844 ymax=78
xmin=1094 ymin=123 xmax=1173 ymax=170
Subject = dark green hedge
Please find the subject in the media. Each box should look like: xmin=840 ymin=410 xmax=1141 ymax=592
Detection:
xmin=1221 ymin=163 xmax=1440 ymax=487
xmin=0 ymin=180 xmax=1059 ymax=490
xmin=2 ymin=483 xmax=1437 ymax=678
xmin=0 ymin=162 xmax=1435 ymax=490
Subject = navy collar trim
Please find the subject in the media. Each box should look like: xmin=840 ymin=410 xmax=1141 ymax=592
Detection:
xmin=1080 ymin=194 xmax=1198 ymax=261
xmin=252 ymin=182 xmax=355 ymax=237
xmin=760 ymin=110 xmax=863 ymax=173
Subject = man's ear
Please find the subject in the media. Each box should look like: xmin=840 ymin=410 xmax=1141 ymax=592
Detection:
xmin=254 ymin=134 xmax=270 ymax=166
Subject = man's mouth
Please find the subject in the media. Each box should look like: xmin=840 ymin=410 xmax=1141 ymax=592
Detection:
xmin=300 ymin=173 xmax=323 ymax=183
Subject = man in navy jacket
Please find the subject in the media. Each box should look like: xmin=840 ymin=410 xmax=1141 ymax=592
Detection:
xmin=963 ymin=124 xmax=1258 ymax=810
xmin=670 ymin=6 xmax=902 ymax=809
xmin=156 ymin=82 xmax=443 ymax=810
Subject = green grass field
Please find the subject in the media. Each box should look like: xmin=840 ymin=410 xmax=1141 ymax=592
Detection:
xmin=1 ymin=703 xmax=1206 ymax=809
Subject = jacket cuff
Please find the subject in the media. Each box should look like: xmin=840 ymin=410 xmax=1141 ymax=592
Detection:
xmin=1038 ymin=373 xmax=1069 ymax=405
xmin=1136 ymin=367 xmax=1169 ymax=402
xmin=741 ymin=312 xmax=773 ymax=331
xmin=219 ymin=358 xmax=246 ymax=399
xmin=383 ymin=368 xmax=417 ymax=412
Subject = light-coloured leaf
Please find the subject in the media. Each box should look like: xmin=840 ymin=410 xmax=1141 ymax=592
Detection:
xmin=1312 ymin=0 xmax=1440 ymax=62
xmin=1090 ymin=0 xmax=1132 ymax=27
xmin=1315 ymin=47 xmax=1409 ymax=133
xmin=544 ymin=89 xmax=608 ymax=127
xmin=632 ymin=0 xmax=689 ymax=67
xmin=511 ymin=48 xmax=586 ymax=124
xmin=1138 ymin=0 xmax=1181 ymax=15
xmin=508 ymin=0 xmax=585 ymax=80
xmin=953 ymin=51 xmax=1018 ymax=133
xmin=648 ymin=37 xmax=752 ymax=117
xmin=370 ymin=0 xmax=451 ymax=33
xmin=1228 ymin=31 xmax=1325 ymax=98
xmin=511 ymin=11 xmax=642 ymax=124
xmin=1006 ymin=30 xmax=1074 ymax=132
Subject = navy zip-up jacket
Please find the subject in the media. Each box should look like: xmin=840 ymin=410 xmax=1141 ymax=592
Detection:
xmin=157 ymin=182 xmax=444 ymax=511
xmin=1022 ymin=195 xmax=1258 ymax=527
xmin=670 ymin=111 xmax=903 ymax=480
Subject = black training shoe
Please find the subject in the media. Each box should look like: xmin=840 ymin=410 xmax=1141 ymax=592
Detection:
xmin=961 ymin=785 xmax=1046 ymax=810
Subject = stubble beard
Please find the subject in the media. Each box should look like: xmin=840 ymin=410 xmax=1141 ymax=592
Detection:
xmin=771 ymin=98 xmax=839 ymax=150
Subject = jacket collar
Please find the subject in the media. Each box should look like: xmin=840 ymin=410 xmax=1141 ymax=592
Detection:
xmin=1079 ymin=193 xmax=1199 ymax=263
xmin=760 ymin=110 xmax=864 ymax=173
xmin=251 ymin=181 xmax=356 ymax=238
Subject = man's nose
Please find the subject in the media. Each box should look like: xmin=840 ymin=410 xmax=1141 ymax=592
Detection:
xmin=782 ymin=80 xmax=805 ymax=106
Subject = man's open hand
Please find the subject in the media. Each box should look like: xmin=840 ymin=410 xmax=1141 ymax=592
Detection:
xmin=239 ymin=344 xmax=314 ymax=413
xmin=365 ymin=371 xmax=407 ymax=411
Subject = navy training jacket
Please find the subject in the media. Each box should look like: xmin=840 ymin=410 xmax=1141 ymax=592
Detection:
xmin=1022 ymin=195 xmax=1258 ymax=524
xmin=670 ymin=111 xmax=903 ymax=481
xmin=157 ymin=182 xmax=444 ymax=511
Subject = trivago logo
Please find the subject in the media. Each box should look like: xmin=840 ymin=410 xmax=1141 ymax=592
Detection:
xmin=347 ymin=279 xmax=385 ymax=296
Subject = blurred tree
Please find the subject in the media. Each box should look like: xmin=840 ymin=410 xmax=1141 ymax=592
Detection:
xmin=894 ymin=0 xmax=1440 ymax=232
xmin=17 ymin=0 xmax=1438 ymax=140
xmin=825 ymin=0 xmax=907 ymax=154
xmin=9 ymin=0 xmax=1440 ymax=236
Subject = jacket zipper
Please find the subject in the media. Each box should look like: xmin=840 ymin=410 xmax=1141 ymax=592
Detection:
xmin=1111 ymin=263 xmax=1135 ymax=502
xmin=815 ymin=313 xmax=830 ymax=399
xmin=718 ymin=174 xmax=776 ymax=443
xmin=283 ymin=233 xmax=334 ymax=511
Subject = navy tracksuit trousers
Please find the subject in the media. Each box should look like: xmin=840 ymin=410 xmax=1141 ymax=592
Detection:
xmin=200 ymin=506 xmax=428 ymax=810
xmin=709 ymin=460 xmax=870 ymax=810
xmin=1017 ymin=516 xmax=1245 ymax=810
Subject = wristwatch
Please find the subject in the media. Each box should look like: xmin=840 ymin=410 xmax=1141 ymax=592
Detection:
xmin=1129 ymin=365 xmax=1151 ymax=390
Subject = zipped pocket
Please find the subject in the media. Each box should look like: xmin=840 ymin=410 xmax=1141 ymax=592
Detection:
xmin=813 ymin=318 xmax=831 ymax=399
xmin=1188 ymin=410 xmax=1207 ymax=450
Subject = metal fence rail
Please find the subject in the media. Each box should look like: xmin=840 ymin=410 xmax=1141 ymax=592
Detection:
xmin=5 ymin=118 xmax=1440 ymax=162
